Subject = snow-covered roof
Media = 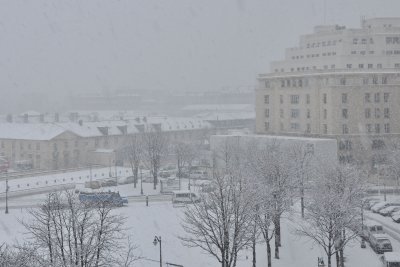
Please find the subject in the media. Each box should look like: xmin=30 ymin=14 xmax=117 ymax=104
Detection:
xmin=182 ymin=104 xmax=253 ymax=111
xmin=0 ymin=116 xmax=212 ymax=141
xmin=0 ymin=123 xmax=65 ymax=140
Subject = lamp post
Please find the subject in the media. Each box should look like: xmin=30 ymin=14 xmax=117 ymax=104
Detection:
xmin=5 ymin=171 xmax=9 ymax=214
xmin=153 ymin=235 xmax=162 ymax=267
xmin=140 ymin=167 xmax=143 ymax=195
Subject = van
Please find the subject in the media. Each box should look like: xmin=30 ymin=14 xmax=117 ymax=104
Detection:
xmin=172 ymin=191 xmax=200 ymax=204
xmin=369 ymin=233 xmax=393 ymax=254
xmin=362 ymin=221 xmax=384 ymax=241
xmin=380 ymin=252 xmax=400 ymax=267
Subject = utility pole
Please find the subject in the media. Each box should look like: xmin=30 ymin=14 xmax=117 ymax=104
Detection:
xmin=5 ymin=171 xmax=9 ymax=214
xmin=153 ymin=236 xmax=162 ymax=267
xmin=140 ymin=167 xmax=143 ymax=195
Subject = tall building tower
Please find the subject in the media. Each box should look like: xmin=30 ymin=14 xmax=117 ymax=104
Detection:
xmin=256 ymin=17 xmax=400 ymax=167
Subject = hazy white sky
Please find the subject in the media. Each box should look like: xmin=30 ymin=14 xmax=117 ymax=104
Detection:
xmin=0 ymin=0 xmax=399 ymax=96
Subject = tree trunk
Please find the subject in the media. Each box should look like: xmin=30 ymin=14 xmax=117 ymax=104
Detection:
xmin=133 ymin=166 xmax=138 ymax=188
xmin=252 ymin=230 xmax=256 ymax=267
xmin=335 ymin=251 xmax=340 ymax=267
xmin=328 ymin=255 xmax=332 ymax=267
xmin=339 ymin=248 xmax=344 ymax=267
xmin=300 ymin=187 xmax=305 ymax=218
xmin=275 ymin=217 xmax=281 ymax=247
xmin=267 ymin=239 xmax=272 ymax=267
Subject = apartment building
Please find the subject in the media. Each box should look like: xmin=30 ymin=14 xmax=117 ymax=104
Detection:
xmin=256 ymin=17 xmax=400 ymax=167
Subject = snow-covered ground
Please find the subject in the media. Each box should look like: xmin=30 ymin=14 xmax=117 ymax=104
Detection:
xmin=0 ymin=200 xmax=384 ymax=267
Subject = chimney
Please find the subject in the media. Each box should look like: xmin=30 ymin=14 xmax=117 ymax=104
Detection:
xmin=23 ymin=114 xmax=28 ymax=123
xmin=6 ymin=114 xmax=12 ymax=123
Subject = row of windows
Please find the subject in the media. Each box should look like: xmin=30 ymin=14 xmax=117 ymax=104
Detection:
xmin=365 ymin=92 xmax=390 ymax=103
xmin=385 ymin=50 xmax=400 ymax=55
xmin=350 ymin=50 xmax=374 ymax=55
xmin=386 ymin=37 xmax=400 ymax=44
xmin=365 ymin=123 xmax=391 ymax=134
xmin=306 ymin=39 xmax=340 ymax=48
xmin=291 ymin=52 xmax=337 ymax=60
xmin=365 ymin=108 xmax=390 ymax=119
xmin=346 ymin=63 xmax=382 ymax=69
xmin=353 ymin=38 xmax=374 ymax=45
xmin=264 ymin=94 xmax=311 ymax=105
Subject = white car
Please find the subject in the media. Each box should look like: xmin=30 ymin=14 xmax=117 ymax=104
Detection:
xmin=372 ymin=202 xmax=400 ymax=213
xmin=379 ymin=206 xmax=400 ymax=216
xmin=380 ymin=252 xmax=400 ymax=267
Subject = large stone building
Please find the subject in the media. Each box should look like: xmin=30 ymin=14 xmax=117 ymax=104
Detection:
xmin=256 ymin=17 xmax=400 ymax=167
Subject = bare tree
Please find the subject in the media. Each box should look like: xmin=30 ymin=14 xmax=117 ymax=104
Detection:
xmin=180 ymin=169 xmax=253 ymax=267
xmin=296 ymin=163 xmax=365 ymax=267
xmin=125 ymin=134 xmax=143 ymax=188
xmin=20 ymin=191 xmax=139 ymax=267
xmin=142 ymin=129 xmax=169 ymax=190
xmin=173 ymin=141 xmax=196 ymax=190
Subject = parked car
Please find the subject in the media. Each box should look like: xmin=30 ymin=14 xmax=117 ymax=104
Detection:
xmin=172 ymin=191 xmax=200 ymax=204
xmin=84 ymin=181 xmax=101 ymax=189
xmin=79 ymin=191 xmax=128 ymax=207
xmin=370 ymin=233 xmax=393 ymax=254
xmin=391 ymin=211 xmax=400 ymax=223
xmin=362 ymin=221 xmax=384 ymax=241
xmin=380 ymin=252 xmax=400 ymax=267
xmin=118 ymin=176 xmax=135 ymax=185
xmin=372 ymin=202 xmax=400 ymax=213
xmin=380 ymin=206 xmax=400 ymax=216
xmin=100 ymin=179 xmax=117 ymax=187
xmin=367 ymin=199 xmax=381 ymax=210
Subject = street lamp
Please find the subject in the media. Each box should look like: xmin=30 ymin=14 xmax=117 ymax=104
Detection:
xmin=5 ymin=171 xmax=9 ymax=214
xmin=153 ymin=235 xmax=162 ymax=267
xmin=140 ymin=167 xmax=143 ymax=195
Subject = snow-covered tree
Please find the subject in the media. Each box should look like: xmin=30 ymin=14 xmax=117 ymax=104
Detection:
xmin=173 ymin=141 xmax=197 ymax=190
xmin=124 ymin=134 xmax=143 ymax=188
xmin=142 ymin=128 xmax=169 ymax=190
xmin=181 ymin=146 xmax=253 ymax=267
xmin=297 ymin=163 xmax=365 ymax=267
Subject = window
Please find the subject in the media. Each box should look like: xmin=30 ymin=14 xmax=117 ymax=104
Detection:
xmin=366 ymin=124 xmax=372 ymax=133
xmin=307 ymin=109 xmax=311 ymax=119
xmin=281 ymin=80 xmax=285 ymax=87
xmin=363 ymin=78 xmax=369 ymax=85
xmin=264 ymin=109 xmax=269 ymax=118
xmin=385 ymin=123 xmax=390 ymax=133
xmin=395 ymin=63 xmax=400 ymax=69
xmin=291 ymin=109 xmax=300 ymax=118
xmin=264 ymin=95 xmax=269 ymax=104
xmin=342 ymin=124 xmax=349 ymax=134
xmin=375 ymin=108 xmax=380 ymax=118
xmin=377 ymin=64 xmax=382 ymax=69
xmin=323 ymin=109 xmax=327 ymax=119
xmin=36 ymin=143 xmax=40 ymax=150
xmin=362 ymin=38 xmax=367 ymax=44
xmin=265 ymin=81 xmax=270 ymax=88
xmin=280 ymin=95 xmax=283 ymax=104
xmin=360 ymin=51 xmax=366 ymax=55
xmin=382 ymin=76 xmax=388 ymax=84
xmin=306 ymin=94 xmax=310 ymax=104
xmin=373 ymin=76 xmax=378 ymax=84
xmin=384 ymin=108 xmax=390 ymax=118
xmin=372 ymin=139 xmax=385 ymax=150
xmin=298 ymin=79 xmax=303 ymax=87
xmin=359 ymin=64 xmax=364 ymax=69
xmin=368 ymin=64 xmax=373 ymax=69
xmin=306 ymin=124 xmax=311 ymax=133
xmin=323 ymin=93 xmax=327 ymax=104
xmin=346 ymin=64 xmax=352 ymax=69
xmin=340 ymin=78 xmax=346 ymax=85
xmin=365 ymin=93 xmax=371 ymax=103
xmin=290 ymin=123 xmax=300 ymax=130
xmin=323 ymin=124 xmax=328 ymax=134
xmin=342 ymin=109 xmax=348 ymax=119
xmin=342 ymin=93 xmax=347 ymax=104
xmin=353 ymin=38 xmax=358 ymax=44
xmin=375 ymin=124 xmax=380 ymax=134
xmin=280 ymin=109 xmax=284 ymax=118
xmin=365 ymin=108 xmax=371 ymax=119
xmin=264 ymin=122 xmax=269 ymax=131
xmin=286 ymin=80 xmax=291 ymax=87
xmin=351 ymin=51 xmax=357 ymax=55
xmin=384 ymin=93 xmax=390 ymax=103
xmin=290 ymin=95 xmax=300 ymax=104
xmin=374 ymin=93 xmax=380 ymax=103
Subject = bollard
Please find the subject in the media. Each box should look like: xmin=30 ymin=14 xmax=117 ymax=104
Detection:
xmin=146 ymin=195 xmax=149 ymax=207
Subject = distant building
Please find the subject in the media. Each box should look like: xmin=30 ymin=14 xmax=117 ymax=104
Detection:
xmin=256 ymin=17 xmax=400 ymax=167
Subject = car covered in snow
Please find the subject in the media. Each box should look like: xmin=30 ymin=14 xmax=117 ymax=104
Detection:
xmin=379 ymin=206 xmax=400 ymax=216
xmin=172 ymin=191 xmax=200 ymax=204
xmin=362 ymin=221 xmax=384 ymax=241
xmin=370 ymin=233 xmax=393 ymax=254
xmin=380 ymin=252 xmax=400 ymax=267
xmin=391 ymin=210 xmax=400 ymax=223
xmin=372 ymin=202 xmax=400 ymax=213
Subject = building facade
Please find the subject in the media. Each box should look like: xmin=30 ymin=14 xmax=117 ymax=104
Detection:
xmin=256 ymin=17 xmax=400 ymax=167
